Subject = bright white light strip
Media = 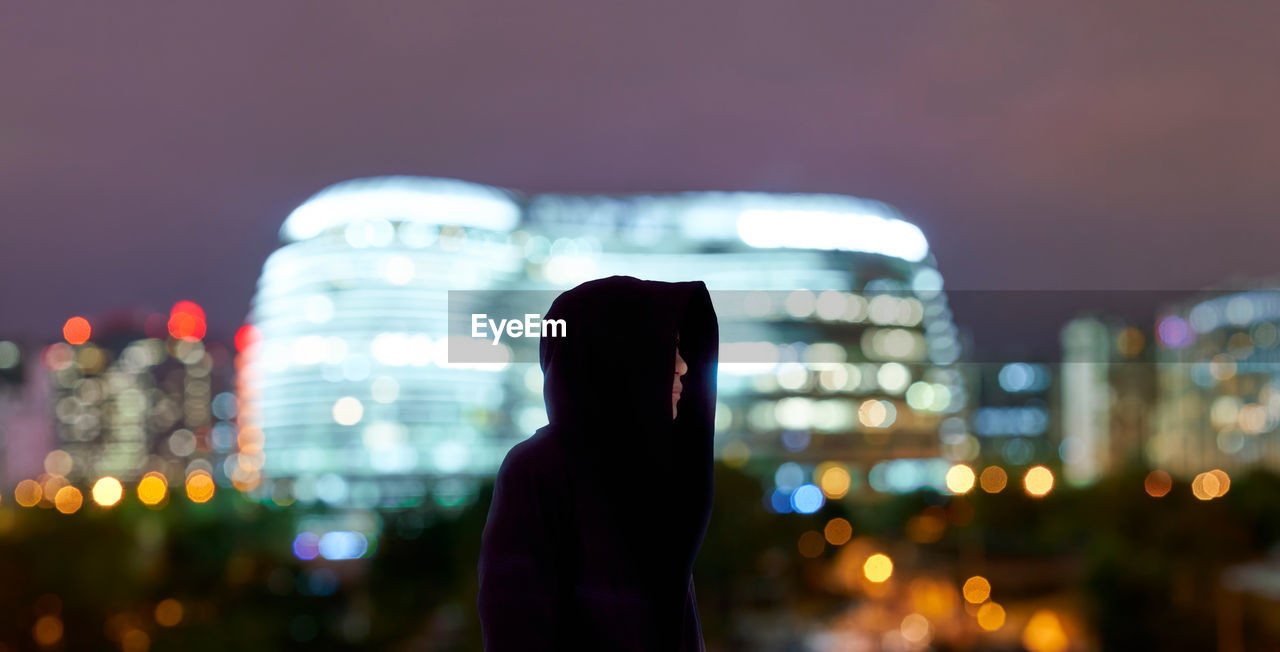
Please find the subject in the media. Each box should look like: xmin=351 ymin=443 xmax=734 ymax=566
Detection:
xmin=282 ymin=177 xmax=520 ymax=242
xmin=737 ymin=209 xmax=929 ymax=262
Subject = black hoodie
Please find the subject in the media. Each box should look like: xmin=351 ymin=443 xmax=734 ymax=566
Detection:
xmin=478 ymin=275 xmax=719 ymax=651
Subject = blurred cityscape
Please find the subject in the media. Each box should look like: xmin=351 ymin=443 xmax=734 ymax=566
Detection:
xmin=2 ymin=176 xmax=1279 ymax=651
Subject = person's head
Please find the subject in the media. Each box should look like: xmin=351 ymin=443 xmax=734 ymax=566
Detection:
xmin=538 ymin=275 xmax=717 ymax=440
xmin=672 ymin=332 xmax=688 ymax=420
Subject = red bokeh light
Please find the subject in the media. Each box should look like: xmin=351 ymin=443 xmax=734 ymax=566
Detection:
xmin=234 ymin=323 xmax=261 ymax=353
xmin=168 ymin=301 xmax=207 ymax=341
xmin=63 ymin=316 xmax=91 ymax=345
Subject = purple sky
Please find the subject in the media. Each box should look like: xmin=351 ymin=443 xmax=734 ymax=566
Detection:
xmin=3 ymin=2 xmax=1279 ymax=350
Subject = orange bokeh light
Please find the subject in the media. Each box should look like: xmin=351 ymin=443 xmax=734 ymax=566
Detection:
xmin=63 ymin=316 xmax=91 ymax=345
xmin=1144 ymin=470 xmax=1172 ymax=497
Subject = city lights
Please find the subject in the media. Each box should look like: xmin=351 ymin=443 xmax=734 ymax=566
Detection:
xmin=1023 ymin=466 xmax=1055 ymax=497
xmin=137 ymin=472 xmax=168 ymax=507
xmin=824 ymin=518 xmax=853 ymax=546
xmin=1144 ymin=470 xmax=1172 ymax=497
xmin=53 ymin=486 xmax=82 ymax=514
xmin=976 ymin=602 xmax=1006 ymax=631
xmin=863 ymin=553 xmax=894 ymax=583
xmin=1022 ymin=610 xmax=1069 ymax=652
xmin=91 ymin=477 xmax=124 ymax=507
xmin=962 ymin=576 xmax=991 ymax=604
xmin=944 ymin=464 xmax=976 ymax=494
xmin=62 ymin=316 xmax=91 ymax=345
xmin=979 ymin=466 xmax=1008 ymax=493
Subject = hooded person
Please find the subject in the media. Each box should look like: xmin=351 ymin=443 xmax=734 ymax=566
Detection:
xmin=477 ymin=275 xmax=719 ymax=651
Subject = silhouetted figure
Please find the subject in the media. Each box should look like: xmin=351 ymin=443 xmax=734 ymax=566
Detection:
xmin=478 ymin=275 xmax=719 ymax=651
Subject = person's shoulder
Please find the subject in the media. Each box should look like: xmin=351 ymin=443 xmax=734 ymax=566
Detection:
xmin=498 ymin=426 xmax=567 ymax=481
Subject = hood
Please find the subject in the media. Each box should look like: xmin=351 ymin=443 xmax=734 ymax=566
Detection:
xmin=537 ymin=275 xmax=720 ymax=583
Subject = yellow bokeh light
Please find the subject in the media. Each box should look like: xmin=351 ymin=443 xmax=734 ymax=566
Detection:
xmin=33 ymin=615 xmax=63 ymax=646
xmin=824 ymin=517 xmax=853 ymax=545
xmin=798 ymin=530 xmax=825 ymax=558
xmin=15 ymin=479 xmax=42 ymax=507
xmin=979 ymin=466 xmax=1008 ymax=493
xmin=186 ymin=471 xmax=215 ymax=503
xmin=863 ymin=553 xmax=894 ymax=583
xmin=138 ymin=473 xmax=168 ymax=507
xmin=1024 ymin=466 xmax=1054 ymax=497
xmin=54 ymin=486 xmax=82 ymax=514
xmin=819 ymin=465 xmax=852 ymax=499
xmin=1208 ymin=469 xmax=1230 ymax=497
xmin=962 ymin=575 xmax=991 ymax=604
xmin=155 ymin=598 xmax=184 ymax=627
xmin=92 ymin=476 xmax=124 ymax=507
xmin=1022 ymin=609 xmax=1069 ymax=652
xmin=976 ymin=601 xmax=1006 ymax=631
xmin=945 ymin=464 xmax=976 ymax=494
xmin=1191 ymin=472 xmax=1220 ymax=500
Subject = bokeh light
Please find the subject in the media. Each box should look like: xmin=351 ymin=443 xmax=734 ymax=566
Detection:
xmin=798 ymin=530 xmax=825 ymax=558
xmin=62 ymin=316 xmax=91 ymax=345
xmin=15 ymin=479 xmax=42 ymax=507
xmin=92 ymin=477 xmax=124 ymax=507
xmin=186 ymin=470 xmax=216 ymax=503
xmin=962 ymin=576 xmax=991 ymax=604
xmin=863 ymin=553 xmax=893 ymax=583
xmin=824 ymin=517 xmax=853 ymax=545
xmin=900 ymin=613 xmax=931 ymax=644
xmin=1022 ymin=609 xmax=1069 ymax=652
xmin=33 ymin=615 xmax=63 ymax=646
xmin=979 ymin=466 xmax=1008 ymax=493
xmin=168 ymin=300 xmax=207 ymax=341
xmin=333 ymin=397 xmax=364 ymax=426
xmin=1024 ymin=466 xmax=1054 ymax=497
xmin=54 ymin=486 xmax=83 ymax=514
xmin=1208 ymin=469 xmax=1231 ymax=497
xmin=976 ymin=602 xmax=1006 ymax=631
xmin=155 ymin=599 xmax=184 ymax=627
xmin=44 ymin=450 xmax=73 ymax=476
xmin=137 ymin=472 xmax=168 ymax=507
xmin=945 ymin=464 xmax=975 ymax=494
xmin=817 ymin=464 xmax=851 ymax=499
xmin=1144 ymin=470 xmax=1172 ymax=497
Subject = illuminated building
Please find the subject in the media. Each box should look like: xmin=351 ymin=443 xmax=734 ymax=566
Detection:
xmin=1152 ymin=285 xmax=1280 ymax=476
xmin=243 ymin=177 xmax=525 ymax=509
xmin=245 ymin=177 xmax=966 ymax=511
xmin=967 ymin=359 xmax=1054 ymax=482
xmin=1058 ymin=316 xmax=1154 ymax=485
xmin=518 ymin=191 xmax=966 ymax=504
xmin=37 ymin=308 xmax=237 ymax=490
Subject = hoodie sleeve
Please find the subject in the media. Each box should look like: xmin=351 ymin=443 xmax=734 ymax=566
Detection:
xmin=477 ymin=445 xmax=563 ymax=650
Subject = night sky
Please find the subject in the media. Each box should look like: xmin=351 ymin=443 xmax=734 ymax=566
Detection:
xmin=4 ymin=2 xmax=1279 ymax=354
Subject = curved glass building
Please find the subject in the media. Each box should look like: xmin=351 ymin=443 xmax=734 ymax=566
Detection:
xmin=242 ymin=177 xmax=524 ymax=509
xmin=243 ymin=177 xmax=965 ymax=511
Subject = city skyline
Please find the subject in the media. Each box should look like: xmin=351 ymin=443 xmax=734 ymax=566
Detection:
xmin=4 ymin=2 xmax=1280 ymax=353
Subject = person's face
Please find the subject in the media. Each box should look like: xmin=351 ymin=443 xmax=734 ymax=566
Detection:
xmin=672 ymin=333 xmax=688 ymax=420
